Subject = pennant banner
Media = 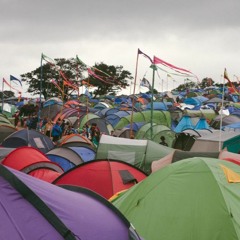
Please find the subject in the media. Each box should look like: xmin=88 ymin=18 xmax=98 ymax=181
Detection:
xmin=87 ymin=68 xmax=114 ymax=85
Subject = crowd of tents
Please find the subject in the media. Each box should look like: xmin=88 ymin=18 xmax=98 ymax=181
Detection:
xmin=0 ymin=85 xmax=240 ymax=239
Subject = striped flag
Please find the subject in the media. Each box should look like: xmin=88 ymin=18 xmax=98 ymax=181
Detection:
xmin=10 ymin=75 xmax=22 ymax=86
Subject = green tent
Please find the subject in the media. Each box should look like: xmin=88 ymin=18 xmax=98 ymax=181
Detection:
xmin=113 ymin=157 xmax=240 ymax=240
xmin=114 ymin=110 xmax=171 ymax=130
xmin=96 ymin=135 xmax=174 ymax=174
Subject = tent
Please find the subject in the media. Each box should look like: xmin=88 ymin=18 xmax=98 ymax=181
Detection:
xmin=190 ymin=130 xmax=240 ymax=153
xmin=1 ymin=129 xmax=54 ymax=153
xmin=2 ymin=146 xmax=63 ymax=182
xmin=53 ymin=159 xmax=147 ymax=199
xmin=46 ymin=147 xmax=86 ymax=171
xmin=113 ymin=157 xmax=240 ymax=240
xmin=114 ymin=110 xmax=171 ymax=130
xmin=0 ymin=164 xmax=141 ymax=239
xmin=0 ymin=124 xmax=17 ymax=143
xmin=96 ymin=135 xmax=174 ymax=174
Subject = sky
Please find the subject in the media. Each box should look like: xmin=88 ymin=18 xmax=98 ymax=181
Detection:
xmin=1 ymin=0 xmax=240 ymax=97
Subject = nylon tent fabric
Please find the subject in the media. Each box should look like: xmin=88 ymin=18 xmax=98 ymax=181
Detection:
xmin=145 ymin=102 xmax=168 ymax=111
xmin=184 ymin=108 xmax=217 ymax=121
xmin=1 ymin=129 xmax=54 ymax=153
xmin=105 ymin=110 xmax=131 ymax=127
xmin=114 ymin=110 xmax=171 ymax=130
xmin=96 ymin=135 xmax=174 ymax=174
xmin=194 ymin=117 xmax=210 ymax=130
xmin=58 ymin=134 xmax=93 ymax=148
xmin=68 ymin=146 xmax=96 ymax=162
xmin=0 ymin=165 xmax=142 ymax=240
xmin=46 ymin=154 xmax=75 ymax=172
xmin=190 ymin=130 xmax=240 ymax=153
xmin=0 ymin=147 xmax=15 ymax=161
xmin=53 ymin=159 xmax=147 ymax=199
xmin=47 ymin=147 xmax=84 ymax=167
xmin=174 ymin=115 xmax=195 ymax=133
xmin=113 ymin=157 xmax=240 ymax=240
xmin=0 ymin=124 xmax=17 ymax=143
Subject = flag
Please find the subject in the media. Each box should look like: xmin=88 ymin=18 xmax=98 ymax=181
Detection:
xmin=140 ymin=77 xmax=151 ymax=89
xmin=76 ymin=55 xmax=87 ymax=67
xmin=138 ymin=49 xmax=153 ymax=63
xmin=224 ymin=68 xmax=239 ymax=94
xmin=3 ymin=78 xmax=20 ymax=92
xmin=153 ymin=56 xmax=193 ymax=74
xmin=42 ymin=53 xmax=56 ymax=66
xmin=87 ymin=68 xmax=113 ymax=85
xmin=10 ymin=75 xmax=22 ymax=86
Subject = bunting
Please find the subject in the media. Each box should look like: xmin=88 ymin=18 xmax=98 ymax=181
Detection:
xmin=50 ymin=79 xmax=64 ymax=93
xmin=59 ymin=71 xmax=79 ymax=90
xmin=87 ymin=68 xmax=114 ymax=85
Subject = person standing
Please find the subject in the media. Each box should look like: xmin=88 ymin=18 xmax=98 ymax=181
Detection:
xmin=44 ymin=119 xmax=53 ymax=138
xmin=51 ymin=121 xmax=62 ymax=143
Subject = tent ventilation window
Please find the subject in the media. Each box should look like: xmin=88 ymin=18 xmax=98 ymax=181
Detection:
xmin=119 ymin=170 xmax=138 ymax=184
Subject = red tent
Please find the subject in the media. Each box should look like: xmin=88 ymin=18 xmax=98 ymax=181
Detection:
xmin=2 ymin=146 xmax=63 ymax=182
xmin=53 ymin=159 xmax=147 ymax=199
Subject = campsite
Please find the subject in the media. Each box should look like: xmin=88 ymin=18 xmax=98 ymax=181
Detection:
xmin=1 ymin=72 xmax=240 ymax=239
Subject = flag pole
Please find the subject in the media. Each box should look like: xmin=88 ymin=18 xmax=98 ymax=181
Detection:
xmin=38 ymin=53 xmax=43 ymax=128
xmin=1 ymin=79 xmax=4 ymax=113
xmin=150 ymin=63 xmax=156 ymax=140
xmin=130 ymin=50 xmax=140 ymax=138
xmin=219 ymin=72 xmax=226 ymax=151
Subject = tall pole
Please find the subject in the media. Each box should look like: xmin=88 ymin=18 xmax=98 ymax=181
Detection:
xmin=130 ymin=50 xmax=140 ymax=138
xmin=150 ymin=64 xmax=156 ymax=140
xmin=38 ymin=53 xmax=43 ymax=128
xmin=219 ymin=73 xmax=225 ymax=151
xmin=1 ymin=79 xmax=4 ymax=113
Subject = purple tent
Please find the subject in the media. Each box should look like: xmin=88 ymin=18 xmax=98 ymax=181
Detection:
xmin=0 ymin=165 xmax=141 ymax=240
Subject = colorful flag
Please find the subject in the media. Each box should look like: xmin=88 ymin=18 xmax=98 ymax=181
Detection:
xmin=153 ymin=56 xmax=193 ymax=74
xmin=224 ymin=68 xmax=239 ymax=94
xmin=87 ymin=68 xmax=113 ymax=85
xmin=3 ymin=78 xmax=20 ymax=92
xmin=59 ymin=71 xmax=78 ymax=90
xmin=140 ymin=77 xmax=151 ymax=90
xmin=10 ymin=75 xmax=22 ymax=86
xmin=138 ymin=49 xmax=153 ymax=63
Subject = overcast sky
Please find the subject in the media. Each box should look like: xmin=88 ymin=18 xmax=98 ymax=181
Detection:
xmin=1 ymin=0 xmax=240 ymax=96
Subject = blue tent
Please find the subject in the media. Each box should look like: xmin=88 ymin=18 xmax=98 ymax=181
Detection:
xmin=68 ymin=146 xmax=96 ymax=162
xmin=146 ymin=102 xmax=168 ymax=111
xmin=174 ymin=115 xmax=194 ymax=133
xmin=194 ymin=118 xmax=210 ymax=130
